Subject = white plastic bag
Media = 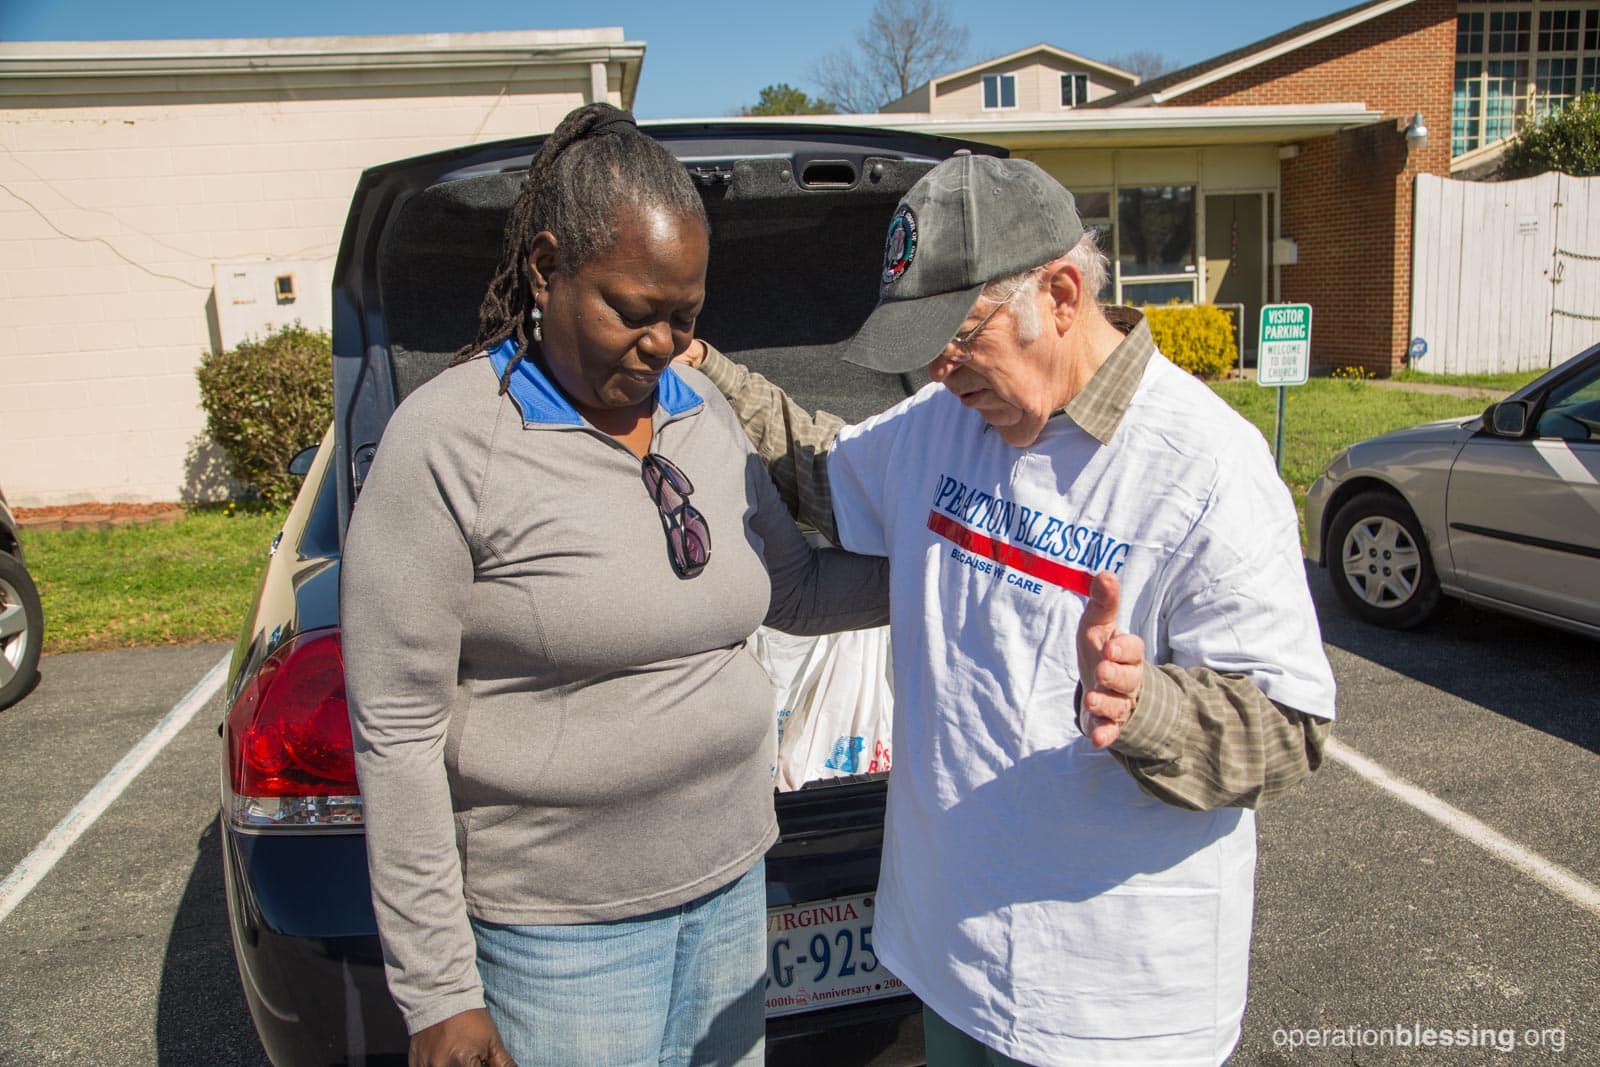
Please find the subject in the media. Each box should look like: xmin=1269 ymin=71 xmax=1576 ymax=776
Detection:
xmin=751 ymin=625 xmax=895 ymax=791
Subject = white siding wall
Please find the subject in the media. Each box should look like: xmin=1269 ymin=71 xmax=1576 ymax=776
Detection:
xmin=0 ymin=71 xmax=608 ymax=505
xmin=932 ymin=59 xmax=1133 ymax=115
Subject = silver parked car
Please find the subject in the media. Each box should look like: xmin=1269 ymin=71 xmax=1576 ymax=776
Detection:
xmin=1306 ymin=343 xmax=1600 ymax=636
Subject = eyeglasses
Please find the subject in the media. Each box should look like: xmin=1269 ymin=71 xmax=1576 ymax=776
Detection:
xmin=945 ymin=271 xmax=1041 ymax=365
xmin=641 ymin=453 xmax=711 ymax=579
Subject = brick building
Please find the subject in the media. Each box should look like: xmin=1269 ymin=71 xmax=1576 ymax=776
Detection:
xmin=857 ymin=0 xmax=1469 ymax=374
xmin=872 ymin=0 xmax=1585 ymax=376
xmin=1094 ymin=0 xmax=1458 ymax=375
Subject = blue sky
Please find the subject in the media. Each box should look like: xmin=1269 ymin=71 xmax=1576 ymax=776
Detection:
xmin=1 ymin=0 xmax=1356 ymax=119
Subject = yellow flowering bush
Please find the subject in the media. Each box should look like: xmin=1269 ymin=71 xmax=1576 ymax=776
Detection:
xmin=1141 ymin=303 xmax=1237 ymax=380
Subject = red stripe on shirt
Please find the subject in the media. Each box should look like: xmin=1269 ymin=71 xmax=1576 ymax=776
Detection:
xmin=926 ymin=510 xmax=1093 ymax=596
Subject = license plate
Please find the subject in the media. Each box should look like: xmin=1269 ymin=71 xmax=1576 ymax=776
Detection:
xmin=764 ymin=892 xmax=908 ymax=1017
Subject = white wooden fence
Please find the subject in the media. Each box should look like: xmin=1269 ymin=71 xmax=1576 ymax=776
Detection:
xmin=1411 ymin=172 xmax=1600 ymax=374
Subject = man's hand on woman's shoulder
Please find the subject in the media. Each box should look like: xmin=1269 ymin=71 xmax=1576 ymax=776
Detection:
xmin=675 ymin=338 xmax=710 ymax=370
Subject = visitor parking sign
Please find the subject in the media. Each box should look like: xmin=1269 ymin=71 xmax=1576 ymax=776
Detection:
xmin=1258 ymin=304 xmax=1312 ymax=386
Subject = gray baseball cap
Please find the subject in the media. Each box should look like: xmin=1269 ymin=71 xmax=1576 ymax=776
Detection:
xmin=843 ymin=154 xmax=1084 ymax=374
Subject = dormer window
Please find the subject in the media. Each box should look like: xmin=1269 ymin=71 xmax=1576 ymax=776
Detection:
xmin=982 ymin=73 xmax=1017 ymax=109
xmin=1061 ymin=73 xmax=1089 ymax=107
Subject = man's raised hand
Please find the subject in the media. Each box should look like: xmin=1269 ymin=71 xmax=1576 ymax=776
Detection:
xmin=1075 ymin=571 xmax=1145 ymax=749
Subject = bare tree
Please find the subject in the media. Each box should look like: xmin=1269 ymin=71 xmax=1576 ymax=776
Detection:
xmin=1104 ymin=49 xmax=1175 ymax=83
xmin=812 ymin=0 xmax=972 ymax=113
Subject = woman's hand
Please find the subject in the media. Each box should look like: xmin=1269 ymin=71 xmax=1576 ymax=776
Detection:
xmin=409 ymin=1008 xmax=518 ymax=1067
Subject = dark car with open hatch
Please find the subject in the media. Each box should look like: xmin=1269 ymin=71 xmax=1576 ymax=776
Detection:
xmin=219 ymin=121 xmax=1004 ymax=1066
xmin=0 ymin=486 xmax=44 ymax=711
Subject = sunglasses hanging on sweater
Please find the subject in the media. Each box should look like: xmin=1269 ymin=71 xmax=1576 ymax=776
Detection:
xmin=641 ymin=453 xmax=711 ymax=579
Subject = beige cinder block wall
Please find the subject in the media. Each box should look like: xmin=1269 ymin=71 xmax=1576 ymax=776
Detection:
xmin=0 ymin=30 xmax=642 ymax=506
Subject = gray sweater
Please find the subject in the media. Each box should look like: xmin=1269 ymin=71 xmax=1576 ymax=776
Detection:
xmin=340 ymin=350 xmax=889 ymax=1034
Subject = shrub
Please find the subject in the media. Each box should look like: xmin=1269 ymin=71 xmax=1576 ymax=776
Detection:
xmin=196 ymin=323 xmax=333 ymax=504
xmin=1497 ymin=91 xmax=1600 ymax=179
xmin=1141 ymin=303 xmax=1237 ymax=379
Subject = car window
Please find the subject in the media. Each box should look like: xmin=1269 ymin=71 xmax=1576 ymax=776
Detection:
xmin=1535 ymin=361 xmax=1600 ymax=442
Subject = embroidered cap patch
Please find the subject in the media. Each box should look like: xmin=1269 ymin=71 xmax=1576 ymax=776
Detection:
xmin=881 ymin=205 xmax=918 ymax=286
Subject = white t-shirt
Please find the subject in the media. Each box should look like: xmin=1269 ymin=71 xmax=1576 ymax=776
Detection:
xmin=827 ymin=353 xmax=1336 ymax=1066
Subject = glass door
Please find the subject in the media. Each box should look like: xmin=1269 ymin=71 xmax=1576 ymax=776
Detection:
xmin=1203 ymin=192 xmax=1267 ymax=357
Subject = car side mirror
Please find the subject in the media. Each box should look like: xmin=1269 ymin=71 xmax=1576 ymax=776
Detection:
xmin=1486 ymin=400 xmax=1530 ymax=438
xmin=287 ymin=445 xmax=318 ymax=476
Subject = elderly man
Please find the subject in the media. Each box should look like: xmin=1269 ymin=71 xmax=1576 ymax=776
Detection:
xmin=686 ymin=154 xmax=1336 ymax=1066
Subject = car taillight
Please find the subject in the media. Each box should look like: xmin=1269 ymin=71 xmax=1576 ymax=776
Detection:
xmin=225 ymin=627 xmax=363 ymax=830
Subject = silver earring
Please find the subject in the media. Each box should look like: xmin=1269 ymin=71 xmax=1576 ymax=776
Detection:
xmin=529 ymin=306 xmax=543 ymax=342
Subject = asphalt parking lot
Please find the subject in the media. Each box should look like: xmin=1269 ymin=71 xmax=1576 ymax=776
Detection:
xmin=0 ymin=566 xmax=1595 ymax=1065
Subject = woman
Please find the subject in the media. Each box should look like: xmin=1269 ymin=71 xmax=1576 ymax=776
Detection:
xmin=340 ymin=103 xmax=888 ymax=1067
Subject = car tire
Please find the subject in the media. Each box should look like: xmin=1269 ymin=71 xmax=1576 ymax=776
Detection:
xmin=0 ymin=551 xmax=43 ymax=710
xmin=1327 ymin=490 xmax=1442 ymax=629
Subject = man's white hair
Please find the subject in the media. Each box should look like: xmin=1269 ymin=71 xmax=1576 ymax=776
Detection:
xmin=979 ymin=230 xmax=1109 ymax=343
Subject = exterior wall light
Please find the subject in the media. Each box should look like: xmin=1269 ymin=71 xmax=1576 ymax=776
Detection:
xmin=1404 ymin=111 xmax=1428 ymax=152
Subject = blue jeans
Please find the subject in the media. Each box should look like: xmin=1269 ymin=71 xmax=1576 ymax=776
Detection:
xmin=471 ymin=858 xmax=766 ymax=1067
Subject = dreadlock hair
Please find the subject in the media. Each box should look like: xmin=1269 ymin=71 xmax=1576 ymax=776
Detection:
xmin=450 ymin=103 xmax=711 ymax=394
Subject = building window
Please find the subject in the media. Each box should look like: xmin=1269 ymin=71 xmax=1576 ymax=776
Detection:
xmin=1450 ymin=3 xmax=1600 ymax=158
xmin=1073 ymin=191 xmax=1115 ymax=301
xmin=1486 ymin=59 xmax=1528 ymax=141
xmin=1117 ymin=186 xmax=1195 ymax=279
xmin=1454 ymin=59 xmax=1484 ymax=155
xmin=1489 ymin=10 xmax=1530 ymax=53
xmin=1122 ymin=280 xmax=1198 ymax=307
xmin=1539 ymin=8 xmax=1583 ymax=52
xmin=1537 ymin=57 xmax=1579 ymax=115
xmin=982 ymin=73 xmax=1016 ymax=109
xmin=1060 ymin=72 xmax=1089 ymax=107
xmin=1076 ymin=185 xmax=1213 ymax=308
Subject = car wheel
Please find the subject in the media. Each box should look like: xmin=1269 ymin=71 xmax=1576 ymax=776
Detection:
xmin=1327 ymin=491 xmax=1442 ymax=629
xmin=0 ymin=551 xmax=43 ymax=709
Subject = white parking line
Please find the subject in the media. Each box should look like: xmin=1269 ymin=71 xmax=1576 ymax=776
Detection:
xmin=0 ymin=653 xmax=230 ymax=927
xmin=1326 ymin=738 xmax=1600 ymax=919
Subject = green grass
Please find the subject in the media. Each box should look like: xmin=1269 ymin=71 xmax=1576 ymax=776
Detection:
xmin=1209 ymin=378 xmax=1490 ymax=539
xmin=1391 ymin=367 xmax=1546 ymax=392
xmin=23 ymin=503 xmax=290 ymax=654
xmin=17 ymin=380 xmax=1501 ymax=654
